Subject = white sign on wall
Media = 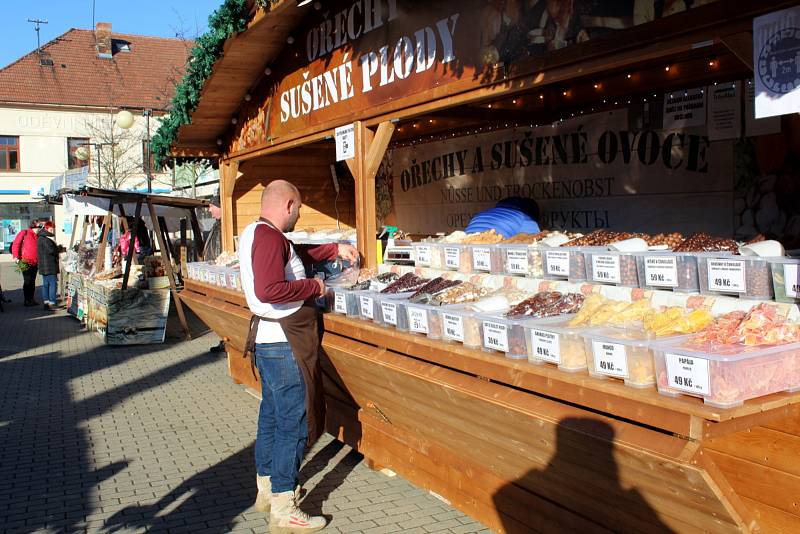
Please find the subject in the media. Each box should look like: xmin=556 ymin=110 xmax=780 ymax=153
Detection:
xmin=745 ymin=80 xmax=781 ymax=136
xmin=390 ymin=110 xmax=734 ymax=236
xmin=663 ymin=87 xmax=707 ymax=129
xmin=708 ymin=82 xmax=741 ymax=141
xmin=753 ymin=7 xmax=800 ymax=118
xmin=335 ymin=124 xmax=355 ymax=161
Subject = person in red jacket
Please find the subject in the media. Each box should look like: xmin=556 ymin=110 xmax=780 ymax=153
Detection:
xmin=11 ymin=219 xmax=41 ymax=306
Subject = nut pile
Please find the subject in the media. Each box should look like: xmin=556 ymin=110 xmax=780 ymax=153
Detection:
xmin=673 ymin=233 xmax=738 ymax=253
xmin=461 ymin=229 xmax=505 ymax=244
xmin=409 ymin=277 xmax=462 ymax=301
xmin=646 ymin=233 xmax=684 ymax=248
xmin=434 ymin=282 xmax=492 ymax=305
xmin=503 ymin=231 xmax=552 ymax=244
xmin=380 ymin=273 xmax=430 ymax=294
xmin=564 ymin=230 xmax=635 ymax=247
xmin=505 ymin=291 xmax=585 ymax=319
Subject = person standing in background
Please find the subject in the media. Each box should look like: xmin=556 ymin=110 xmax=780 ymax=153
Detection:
xmin=203 ymin=195 xmax=223 ymax=263
xmin=37 ymin=221 xmax=62 ymax=310
xmin=11 ymin=220 xmax=40 ymax=306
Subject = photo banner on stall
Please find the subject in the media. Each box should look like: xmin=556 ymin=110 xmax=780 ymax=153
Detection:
xmin=753 ymin=6 xmax=800 ymax=118
xmin=388 ymin=110 xmax=733 ymax=236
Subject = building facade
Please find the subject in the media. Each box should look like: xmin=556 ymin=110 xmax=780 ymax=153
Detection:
xmin=0 ymin=23 xmax=190 ymax=249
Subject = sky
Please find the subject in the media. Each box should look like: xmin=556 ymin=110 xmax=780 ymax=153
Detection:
xmin=0 ymin=0 xmax=225 ymax=68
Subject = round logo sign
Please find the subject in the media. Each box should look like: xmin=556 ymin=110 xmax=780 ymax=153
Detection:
xmin=758 ymin=27 xmax=800 ymax=94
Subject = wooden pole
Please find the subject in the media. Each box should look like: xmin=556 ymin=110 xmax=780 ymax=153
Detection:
xmin=179 ymin=218 xmax=188 ymax=277
xmin=346 ymin=121 xmax=395 ymax=267
xmin=121 ymin=200 xmax=142 ymax=291
xmin=147 ymin=199 xmax=191 ymax=339
xmin=220 ymin=161 xmax=239 ymax=254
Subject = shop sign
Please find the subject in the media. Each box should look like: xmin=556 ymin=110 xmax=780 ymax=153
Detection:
xmin=390 ymin=110 xmax=733 ymax=236
xmin=753 ymin=6 xmax=800 ymax=118
xmin=335 ymin=124 xmax=355 ymax=161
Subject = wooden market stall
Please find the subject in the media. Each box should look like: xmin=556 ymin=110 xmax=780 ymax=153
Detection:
xmin=55 ymin=187 xmax=208 ymax=344
xmin=172 ymin=1 xmax=800 ymax=532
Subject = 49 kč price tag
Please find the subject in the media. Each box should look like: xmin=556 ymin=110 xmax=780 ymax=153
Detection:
xmin=707 ymin=259 xmax=746 ymax=293
xmin=664 ymin=353 xmax=710 ymax=395
xmin=591 ymin=341 xmax=628 ymax=378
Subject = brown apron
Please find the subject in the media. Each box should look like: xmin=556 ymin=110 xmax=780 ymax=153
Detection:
xmin=244 ymin=299 xmax=327 ymax=446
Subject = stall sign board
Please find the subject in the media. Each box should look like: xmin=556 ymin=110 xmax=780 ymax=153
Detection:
xmin=335 ymin=124 xmax=355 ymax=161
xmin=708 ymin=82 xmax=741 ymax=141
xmin=663 ymin=87 xmax=707 ymax=129
xmin=754 ymin=7 xmax=800 ymax=118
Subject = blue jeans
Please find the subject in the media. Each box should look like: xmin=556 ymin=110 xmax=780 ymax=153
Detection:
xmin=41 ymin=274 xmax=57 ymax=304
xmin=254 ymin=342 xmax=308 ymax=493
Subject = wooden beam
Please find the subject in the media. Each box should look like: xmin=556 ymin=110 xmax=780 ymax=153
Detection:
xmin=220 ymin=161 xmax=239 ymax=254
xmin=147 ymin=199 xmax=191 ymax=339
xmin=67 ymin=214 xmax=80 ymax=249
xmin=721 ymin=32 xmax=754 ymax=72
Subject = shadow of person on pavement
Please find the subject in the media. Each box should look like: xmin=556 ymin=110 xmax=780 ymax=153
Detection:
xmin=492 ymin=417 xmax=675 ymax=533
xmin=298 ymin=438 xmax=362 ymax=518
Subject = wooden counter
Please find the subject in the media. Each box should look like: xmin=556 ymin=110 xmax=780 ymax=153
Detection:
xmin=179 ymin=280 xmax=800 ymax=533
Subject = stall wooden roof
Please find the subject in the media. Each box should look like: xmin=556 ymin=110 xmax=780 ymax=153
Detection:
xmin=54 ymin=187 xmax=209 ymax=209
xmin=174 ymin=0 xmax=309 ymax=156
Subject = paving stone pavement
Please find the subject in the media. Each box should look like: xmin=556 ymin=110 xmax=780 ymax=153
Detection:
xmin=0 ymin=261 xmax=491 ymax=534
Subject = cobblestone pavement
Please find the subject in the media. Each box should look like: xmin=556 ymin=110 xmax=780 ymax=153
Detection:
xmin=0 ymin=261 xmax=490 ymax=534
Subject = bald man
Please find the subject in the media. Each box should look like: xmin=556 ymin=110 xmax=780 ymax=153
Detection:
xmin=239 ymin=180 xmax=357 ymax=533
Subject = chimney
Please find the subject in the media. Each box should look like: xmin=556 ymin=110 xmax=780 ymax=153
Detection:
xmin=95 ymin=22 xmax=112 ymax=59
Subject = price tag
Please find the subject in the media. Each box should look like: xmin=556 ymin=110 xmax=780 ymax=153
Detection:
xmin=591 ymin=341 xmax=628 ymax=378
xmin=530 ymin=329 xmax=561 ymax=364
xmin=665 ymin=353 xmax=710 ymax=395
xmin=381 ymin=301 xmax=397 ymax=325
xmin=442 ymin=313 xmax=464 ymax=342
xmin=444 ymin=247 xmax=461 ymax=269
xmin=505 ymin=249 xmax=529 ymax=275
xmin=482 ymin=320 xmax=509 ymax=352
xmin=415 ymin=245 xmax=431 ymax=266
xmin=359 ymin=295 xmax=374 ymax=319
xmin=220 ymin=274 xmax=228 ymax=288
xmin=472 ymin=247 xmax=491 ymax=272
xmin=591 ymin=254 xmax=621 ymax=284
xmin=784 ymin=264 xmax=800 ymax=298
xmin=408 ymin=307 xmax=429 ymax=334
xmin=545 ymin=250 xmax=570 ymax=276
xmin=644 ymin=256 xmax=678 ymax=287
xmin=334 ymin=293 xmax=347 ymax=314
xmin=707 ymin=259 xmax=746 ymax=292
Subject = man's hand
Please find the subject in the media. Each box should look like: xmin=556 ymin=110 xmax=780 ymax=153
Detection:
xmin=337 ymin=244 xmax=359 ymax=264
xmin=315 ymin=277 xmax=326 ymax=296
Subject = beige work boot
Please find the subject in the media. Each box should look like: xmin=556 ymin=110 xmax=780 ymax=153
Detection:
xmin=269 ymin=490 xmax=326 ymax=534
xmin=254 ymin=475 xmax=271 ymax=513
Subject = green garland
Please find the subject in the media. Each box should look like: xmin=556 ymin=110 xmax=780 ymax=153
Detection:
xmin=152 ymin=0 xmax=259 ymax=168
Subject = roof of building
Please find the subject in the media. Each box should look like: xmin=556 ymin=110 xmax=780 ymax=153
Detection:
xmin=0 ymin=27 xmax=191 ymax=111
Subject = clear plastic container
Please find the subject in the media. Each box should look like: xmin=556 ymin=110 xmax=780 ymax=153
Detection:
xmin=634 ymin=252 xmax=700 ymax=293
xmin=652 ymin=338 xmax=800 ymax=407
xmin=228 ymin=271 xmax=241 ymax=291
xmin=376 ymin=292 xmax=413 ymax=331
xmin=583 ymin=251 xmax=640 ymax=287
xmin=468 ymin=245 xmax=504 ymax=275
xmin=500 ymin=244 xmax=545 ymax=278
xmin=769 ymin=257 xmax=800 ymax=304
xmin=440 ymin=305 xmax=483 ymax=348
xmin=442 ymin=244 xmax=469 ymax=272
xmin=413 ymin=242 xmax=436 ymax=268
xmin=697 ymin=254 xmax=774 ymax=300
xmin=405 ymin=302 xmax=443 ymax=339
xmin=581 ymin=327 xmax=665 ymax=388
xmin=523 ymin=315 xmax=591 ymax=372
xmin=478 ymin=313 xmax=528 ymax=360
xmin=541 ymin=246 xmax=603 ymax=282
xmin=428 ymin=243 xmax=445 ymax=270
xmin=358 ymin=291 xmax=380 ymax=322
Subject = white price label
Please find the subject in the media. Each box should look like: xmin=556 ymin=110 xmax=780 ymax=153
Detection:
xmin=505 ymin=249 xmax=529 ymax=274
xmin=545 ymin=250 xmax=570 ymax=276
xmin=591 ymin=341 xmax=629 ymax=378
xmin=591 ymin=255 xmax=621 ymax=284
xmin=530 ymin=329 xmax=561 ymax=364
xmin=665 ymin=353 xmax=711 ymax=395
xmin=444 ymin=247 xmax=461 ymax=269
xmin=472 ymin=247 xmax=491 ymax=271
xmin=359 ymin=295 xmax=374 ymax=319
xmin=707 ymin=259 xmax=746 ymax=292
xmin=220 ymin=274 xmax=228 ymax=288
xmin=644 ymin=256 xmax=678 ymax=287
xmin=334 ymin=293 xmax=347 ymax=314
xmin=381 ymin=301 xmax=397 ymax=325
xmin=784 ymin=264 xmax=800 ymax=298
xmin=415 ymin=245 xmax=431 ymax=266
xmin=442 ymin=313 xmax=464 ymax=342
xmin=482 ymin=321 xmax=509 ymax=352
xmin=408 ymin=307 xmax=429 ymax=333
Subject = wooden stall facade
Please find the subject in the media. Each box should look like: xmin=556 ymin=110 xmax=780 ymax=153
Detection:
xmin=174 ymin=1 xmax=800 ymax=531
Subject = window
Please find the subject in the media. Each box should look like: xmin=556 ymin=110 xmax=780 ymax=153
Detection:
xmin=0 ymin=136 xmax=20 ymax=171
xmin=67 ymin=137 xmax=90 ymax=170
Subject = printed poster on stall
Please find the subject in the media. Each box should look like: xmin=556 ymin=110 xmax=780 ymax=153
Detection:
xmin=753 ymin=6 xmax=800 ymax=118
xmin=708 ymin=82 xmax=741 ymax=141
xmin=745 ymin=80 xmax=781 ymax=137
xmin=387 ymin=110 xmax=734 ymax=236
xmin=662 ymin=87 xmax=706 ymax=130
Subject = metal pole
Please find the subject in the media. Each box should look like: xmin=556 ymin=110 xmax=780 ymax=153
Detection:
xmin=144 ymin=109 xmax=152 ymax=193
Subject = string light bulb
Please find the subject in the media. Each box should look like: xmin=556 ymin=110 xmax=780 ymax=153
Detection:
xmin=665 ymin=65 xmax=671 ymax=72
xmin=626 ymin=73 xmax=632 ymax=79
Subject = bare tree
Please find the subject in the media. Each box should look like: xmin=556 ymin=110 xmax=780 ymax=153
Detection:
xmin=82 ymin=113 xmax=142 ymax=190
xmin=154 ymin=158 xmax=213 ymax=198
